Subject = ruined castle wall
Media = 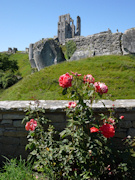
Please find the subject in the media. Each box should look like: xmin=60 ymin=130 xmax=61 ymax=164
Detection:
xmin=29 ymin=44 xmax=36 ymax=68
xmin=66 ymin=31 xmax=123 ymax=61
xmin=33 ymin=38 xmax=65 ymax=71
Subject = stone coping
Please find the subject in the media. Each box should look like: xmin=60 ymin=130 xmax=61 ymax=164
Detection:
xmin=0 ymin=100 xmax=135 ymax=112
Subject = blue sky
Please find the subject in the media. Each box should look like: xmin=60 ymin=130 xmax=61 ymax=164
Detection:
xmin=0 ymin=0 xmax=135 ymax=52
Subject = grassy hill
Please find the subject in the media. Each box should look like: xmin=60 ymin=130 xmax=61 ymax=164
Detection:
xmin=0 ymin=54 xmax=135 ymax=101
xmin=9 ymin=52 xmax=31 ymax=77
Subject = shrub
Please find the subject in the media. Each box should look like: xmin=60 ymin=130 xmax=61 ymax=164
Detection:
xmin=23 ymin=72 xmax=135 ymax=179
xmin=0 ymin=53 xmax=20 ymax=88
xmin=0 ymin=53 xmax=18 ymax=72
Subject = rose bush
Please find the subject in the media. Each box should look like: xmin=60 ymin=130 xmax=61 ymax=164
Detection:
xmin=23 ymin=71 xmax=135 ymax=180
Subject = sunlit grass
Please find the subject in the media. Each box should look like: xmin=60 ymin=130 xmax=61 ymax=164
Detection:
xmin=0 ymin=55 xmax=135 ymax=100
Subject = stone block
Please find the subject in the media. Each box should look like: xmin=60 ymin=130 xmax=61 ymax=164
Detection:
xmin=115 ymin=131 xmax=126 ymax=138
xmin=3 ymin=130 xmax=28 ymax=137
xmin=17 ymin=127 xmax=25 ymax=131
xmin=3 ymin=113 xmax=25 ymax=120
xmin=13 ymin=120 xmax=24 ymax=127
xmin=127 ymin=128 xmax=135 ymax=138
xmin=132 ymin=121 xmax=135 ymax=128
xmin=14 ymin=145 xmax=28 ymax=158
xmin=20 ymin=137 xmax=28 ymax=146
xmin=0 ymin=144 xmax=17 ymax=156
xmin=3 ymin=130 xmax=16 ymax=137
xmin=119 ymin=120 xmax=132 ymax=129
xmin=1 ymin=119 xmax=13 ymax=124
xmin=52 ymin=122 xmax=66 ymax=131
xmin=46 ymin=113 xmax=66 ymax=123
xmin=0 ymin=137 xmax=20 ymax=145
xmin=0 ymin=128 xmax=4 ymax=136
xmin=16 ymin=131 xmax=28 ymax=137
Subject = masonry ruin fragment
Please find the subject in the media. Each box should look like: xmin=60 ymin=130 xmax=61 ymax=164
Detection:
xmin=58 ymin=14 xmax=81 ymax=44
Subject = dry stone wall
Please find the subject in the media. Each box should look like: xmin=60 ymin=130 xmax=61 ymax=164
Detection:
xmin=0 ymin=100 xmax=135 ymax=164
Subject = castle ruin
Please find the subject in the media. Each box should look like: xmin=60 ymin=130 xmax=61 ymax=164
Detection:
xmin=29 ymin=13 xmax=135 ymax=71
xmin=58 ymin=14 xmax=81 ymax=44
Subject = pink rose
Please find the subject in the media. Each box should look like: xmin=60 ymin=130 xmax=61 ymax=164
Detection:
xmin=94 ymin=82 xmax=108 ymax=94
xmin=68 ymin=101 xmax=77 ymax=108
xmin=25 ymin=119 xmax=37 ymax=131
xmin=59 ymin=73 xmax=73 ymax=88
xmin=90 ymin=127 xmax=99 ymax=133
xmin=120 ymin=116 xmax=124 ymax=119
xmin=99 ymin=124 xmax=115 ymax=138
xmin=83 ymin=74 xmax=95 ymax=84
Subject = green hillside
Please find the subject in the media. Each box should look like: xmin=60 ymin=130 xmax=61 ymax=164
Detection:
xmin=0 ymin=54 xmax=135 ymax=100
xmin=9 ymin=52 xmax=31 ymax=77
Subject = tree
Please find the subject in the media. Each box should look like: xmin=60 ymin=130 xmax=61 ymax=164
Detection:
xmin=0 ymin=53 xmax=19 ymax=89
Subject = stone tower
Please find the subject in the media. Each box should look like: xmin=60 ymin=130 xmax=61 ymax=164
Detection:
xmin=76 ymin=16 xmax=81 ymax=36
xmin=58 ymin=14 xmax=81 ymax=44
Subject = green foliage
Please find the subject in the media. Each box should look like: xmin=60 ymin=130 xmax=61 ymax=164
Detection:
xmin=60 ymin=45 xmax=68 ymax=60
xmin=0 ymin=53 xmax=18 ymax=72
xmin=0 ymin=70 xmax=18 ymax=89
xmin=0 ymin=157 xmax=35 ymax=180
xmin=0 ymin=53 xmax=20 ymax=89
xmin=23 ymin=74 xmax=135 ymax=179
xmin=65 ymin=40 xmax=76 ymax=59
xmin=0 ymin=55 xmax=135 ymax=100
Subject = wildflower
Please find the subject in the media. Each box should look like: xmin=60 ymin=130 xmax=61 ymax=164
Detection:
xmin=99 ymin=124 xmax=115 ymax=138
xmin=68 ymin=101 xmax=77 ymax=108
xmin=25 ymin=119 xmax=37 ymax=131
xmin=83 ymin=74 xmax=95 ymax=84
xmin=46 ymin=147 xmax=50 ymax=151
xmin=90 ymin=127 xmax=99 ymax=133
xmin=59 ymin=73 xmax=73 ymax=88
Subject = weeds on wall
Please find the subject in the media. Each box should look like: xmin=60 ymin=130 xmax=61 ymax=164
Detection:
xmin=60 ymin=40 xmax=76 ymax=60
